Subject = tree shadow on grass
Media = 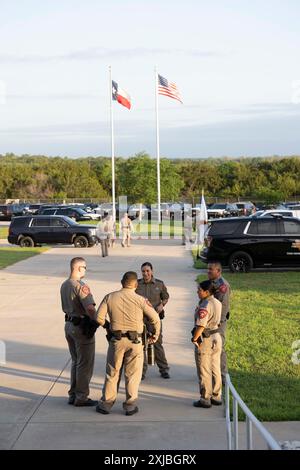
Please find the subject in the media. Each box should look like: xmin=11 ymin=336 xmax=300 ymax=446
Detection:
xmin=228 ymin=369 xmax=300 ymax=421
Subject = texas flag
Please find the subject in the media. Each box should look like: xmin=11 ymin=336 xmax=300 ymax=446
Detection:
xmin=112 ymin=80 xmax=131 ymax=109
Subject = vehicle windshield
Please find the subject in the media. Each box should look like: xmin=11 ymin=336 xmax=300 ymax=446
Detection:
xmin=210 ymin=204 xmax=226 ymax=209
xmin=68 ymin=208 xmax=87 ymax=215
xmin=63 ymin=217 xmax=78 ymax=225
xmin=250 ymin=210 xmax=263 ymax=217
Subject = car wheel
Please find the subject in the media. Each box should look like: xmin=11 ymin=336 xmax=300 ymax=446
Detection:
xmin=74 ymin=236 xmax=89 ymax=248
xmin=19 ymin=236 xmax=35 ymax=248
xmin=229 ymin=251 xmax=253 ymax=273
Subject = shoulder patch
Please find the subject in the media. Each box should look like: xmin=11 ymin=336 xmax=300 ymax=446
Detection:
xmin=219 ymin=283 xmax=227 ymax=294
xmin=198 ymin=308 xmax=208 ymax=319
xmin=81 ymin=285 xmax=90 ymax=295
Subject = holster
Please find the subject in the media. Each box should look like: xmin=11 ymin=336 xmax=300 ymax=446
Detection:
xmin=79 ymin=316 xmax=99 ymax=339
xmin=159 ymin=310 xmax=165 ymax=320
xmin=111 ymin=330 xmax=122 ymax=340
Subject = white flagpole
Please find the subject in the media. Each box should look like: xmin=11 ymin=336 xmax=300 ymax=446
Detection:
xmin=109 ymin=65 xmax=116 ymax=222
xmin=155 ymin=66 xmax=161 ymax=224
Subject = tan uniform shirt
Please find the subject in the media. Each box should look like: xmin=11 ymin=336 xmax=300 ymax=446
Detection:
xmin=60 ymin=278 xmax=95 ymax=317
xmin=136 ymin=278 xmax=169 ymax=310
xmin=96 ymin=288 xmax=161 ymax=337
xmin=194 ymin=295 xmax=222 ymax=330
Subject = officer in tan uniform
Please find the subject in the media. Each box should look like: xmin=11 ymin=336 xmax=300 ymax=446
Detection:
xmin=192 ymin=279 xmax=222 ymax=408
xmin=136 ymin=262 xmax=170 ymax=379
xmin=60 ymin=257 xmax=98 ymax=407
xmin=120 ymin=213 xmax=134 ymax=247
xmin=207 ymin=261 xmax=231 ymax=384
xmin=95 ymin=271 xmax=160 ymax=415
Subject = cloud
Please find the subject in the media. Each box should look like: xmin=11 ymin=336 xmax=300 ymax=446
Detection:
xmin=0 ymin=47 xmax=222 ymax=64
xmin=7 ymin=92 xmax=104 ymax=101
xmin=222 ymin=102 xmax=300 ymax=116
xmin=1 ymin=113 xmax=300 ymax=158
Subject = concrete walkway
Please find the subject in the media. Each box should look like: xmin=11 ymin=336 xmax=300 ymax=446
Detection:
xmin=0 ymin=239 xmax=228 ymax=450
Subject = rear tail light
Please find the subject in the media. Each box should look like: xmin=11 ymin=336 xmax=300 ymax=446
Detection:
xmin=204 ymin=236 xmax=212 ymax=247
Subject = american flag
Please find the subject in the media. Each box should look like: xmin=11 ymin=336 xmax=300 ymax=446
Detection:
xmin=158 ymin=74 xmax=183 ymax=103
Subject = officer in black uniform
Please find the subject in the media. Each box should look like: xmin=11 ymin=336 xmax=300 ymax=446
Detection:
xmin=136 ymin=262 xmax=170 ymax=379
xmin=207 ymin=261 xmax=231 ymax=384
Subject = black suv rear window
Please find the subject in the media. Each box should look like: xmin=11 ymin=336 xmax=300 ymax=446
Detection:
xmin=209 ymin=220 xmax=242 ymax=235
xmin=31 ymin=218 xmax=50 ymax=227
xmin=11 ymin=218 xmax=29 ymax=227
xmin=248 ymin=219 xmax=277 ymax=235
xmin=282 ymin=220 xmax=300 ymax=235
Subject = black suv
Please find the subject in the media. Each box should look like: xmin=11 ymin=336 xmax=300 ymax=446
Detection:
xmin=200 ymin=216 xmax=300 ymax=272
xmin=8 ymin=215 xmax=98 ymax=248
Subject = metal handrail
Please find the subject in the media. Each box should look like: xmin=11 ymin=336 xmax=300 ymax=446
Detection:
xmin=225 ymin=373 xmax=281 ymax=450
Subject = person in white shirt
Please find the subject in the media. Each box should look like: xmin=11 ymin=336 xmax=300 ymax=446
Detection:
xmin=120 ymin=213 xmax=134 ymax=247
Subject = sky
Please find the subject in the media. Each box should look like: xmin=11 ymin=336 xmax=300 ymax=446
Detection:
xmin=1 ymin=0 xmax=300 ymax=158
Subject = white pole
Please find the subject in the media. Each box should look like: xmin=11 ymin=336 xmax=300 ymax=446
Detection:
xmin=109 ymin=65 xmax=116 ymax=222
xmin=155 ymin=66 xmax=161 ymax=224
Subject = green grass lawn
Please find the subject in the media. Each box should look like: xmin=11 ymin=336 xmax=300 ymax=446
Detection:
xmin=0 ymin=247 xmax=48 ymax=269
xmin=196 ymin=271 xmax=300 ymax=421
xmin=0 ymin=226 xmax=8 ymax=238
xmin=192 ymin=245 xmax=207 ymax=269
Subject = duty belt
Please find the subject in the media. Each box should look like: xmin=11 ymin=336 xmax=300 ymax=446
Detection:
xmin=65 ymin=314 xmax=83 ymax=323
xmin=202 ymin=328 xmax=220 ymax=338
xmin=111 ymin=330 xmax=143 ymax=343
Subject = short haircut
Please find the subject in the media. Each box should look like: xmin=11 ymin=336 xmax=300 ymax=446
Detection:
xmin=198 ymin=280 xmax=216 ymax=295
xmin=70 ymin=257 xmax=85 ymax=271
xmin=208 ymin=261 xmax=222 ymax=272
xmin=121 ymin=271 xmax=138 ymax=287
xmin=141 ymin=262 xmax=153 ymax=271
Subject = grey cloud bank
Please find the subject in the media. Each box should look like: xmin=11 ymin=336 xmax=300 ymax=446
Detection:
xmin=1 ymin=114 xmax=300 ymax=158
xmin=0 ymin=47 xmax=221 ymax=64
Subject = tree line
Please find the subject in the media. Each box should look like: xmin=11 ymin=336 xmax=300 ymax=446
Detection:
xmin=0 ymin=152 xmax=299 ymax=203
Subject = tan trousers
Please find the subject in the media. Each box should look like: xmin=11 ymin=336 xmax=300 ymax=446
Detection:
xmin=122 ymin=228 xmax=131 ymax=246
xmin=65 ymin=322 xmax=95 ymax=401
xmin=99 ymin=337 xmax=143 ymax=412
xmin=194 ymin=334 xmax=222 ymax=401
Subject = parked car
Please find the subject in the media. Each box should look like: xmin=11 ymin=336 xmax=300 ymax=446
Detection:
xmin=27 ymin=204 xmax=45 ymax=214
xmin=8 ymin=215 xmax=98 ymax=248
xmin=168 ymin=203 xmax=184 ymax=220
xmin=39 ymin=207 xmax=100 ymax=221
xmin=94 ymin=203 xmax=119 ymax=218
xmin=250 ymin=209 xmax=300 ymax=218
xmin=0 ymin=205 xmax=13 ymax=220
xmin=207 ymin=203 xmax=239 ymax=219
xmin=200 ymin=215 xmax=300 ymax=272
xmin=128 ymin=204 xmax=150 ymax=219
xmin=234 ymin=201 xmax=256 ymax=216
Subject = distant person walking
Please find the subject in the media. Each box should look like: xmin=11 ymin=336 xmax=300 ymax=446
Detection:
xmin=183 ymin=211 xmax=194 ymax=245
xmin=120 ymin=213 xmax=134 ymax=247
xmin=106 ymin=214 xmax=116 ymax=248
xmin=96 ymin=217 xmax=109 ymax=257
